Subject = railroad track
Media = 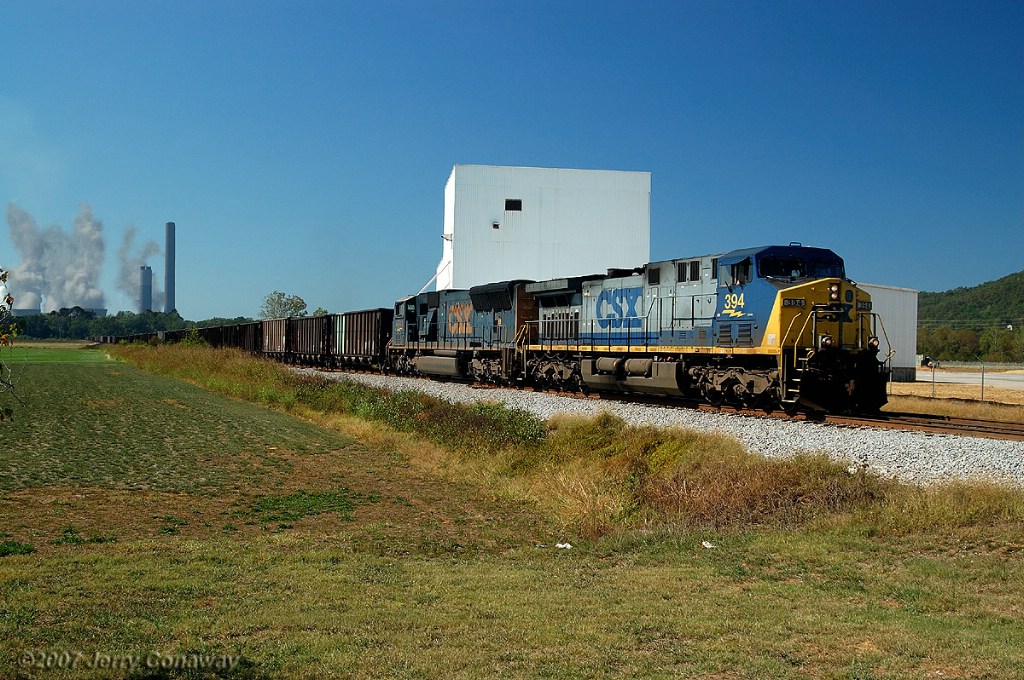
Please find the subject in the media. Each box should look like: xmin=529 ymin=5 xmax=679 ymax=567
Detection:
xmin=318 ymin=368 xmax=1024 ymax=442
xmin=825 ymin=412 xmax=1024 ymax=441
xmin=496 ymin=381 xmax=1024 ymax=442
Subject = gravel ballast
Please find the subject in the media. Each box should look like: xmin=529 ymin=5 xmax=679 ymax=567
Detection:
xmin=302 ymin=369 xmax=1024 ymax=487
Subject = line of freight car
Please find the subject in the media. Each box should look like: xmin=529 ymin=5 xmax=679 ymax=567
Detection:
xmin=261 ymin=308 xmax=393 ymax=367
xmin=112 ymin=308 xmax=393 ymax=369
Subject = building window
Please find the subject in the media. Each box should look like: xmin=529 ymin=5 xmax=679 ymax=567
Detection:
xmin=505 ymin=199 xmax=522 ymax=211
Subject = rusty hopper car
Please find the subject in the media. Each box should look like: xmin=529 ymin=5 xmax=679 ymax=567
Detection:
xmin=262 ymin=318 xmax=288 ymax=359
xmin=332 ymin=308 xmax=393 ymax=368
xmin=288 ymin=315 xmax=333 ymax=365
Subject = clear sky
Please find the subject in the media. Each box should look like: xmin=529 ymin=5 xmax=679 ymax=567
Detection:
xmin=2 ymin=0 xmax=1021 ymax=320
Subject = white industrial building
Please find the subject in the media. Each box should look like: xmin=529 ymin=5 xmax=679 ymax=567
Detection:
xmin=859 ymin=282 xmax=918 ymax=382
xmin=433 ymin=165 xmax=651 ymax=291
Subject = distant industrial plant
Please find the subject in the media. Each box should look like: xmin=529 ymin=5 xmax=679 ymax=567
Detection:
xmin=3 ymin=204 xmax=176 ymax=317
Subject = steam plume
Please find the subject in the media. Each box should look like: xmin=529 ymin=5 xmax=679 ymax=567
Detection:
xmin=6 ymin=203 xmax=106 ymax=312
xmin=116 ymin=226 xmax=163 ymax=311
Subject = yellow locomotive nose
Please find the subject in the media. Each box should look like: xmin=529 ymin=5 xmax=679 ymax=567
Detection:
xmin=769 ymin=277 xmax=888 ymax=413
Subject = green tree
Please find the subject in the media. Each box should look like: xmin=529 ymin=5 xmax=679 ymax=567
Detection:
xmin=260 ymin=291 xmax=307 ymax=319
xmin=979 ymin=326 xmax=1016 ymax=362
xmin=949 ymin=329 xmax=980 ymax=361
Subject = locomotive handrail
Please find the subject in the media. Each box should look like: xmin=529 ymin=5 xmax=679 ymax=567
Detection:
xmin=871 ymin=312 xmax=896 ymax=367
xmin=786 ymin=304 xmax=835 ymax=369
xmin=780 ymin=312 xmax=806 ymax=362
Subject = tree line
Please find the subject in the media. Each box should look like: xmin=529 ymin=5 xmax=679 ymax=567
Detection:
xmin=916 ymin=270 xmax=1024 ymax=362
xmin=9 ymin=308 xmax=251 ymax=341
xmin=918 ymin=323 xmax=1023 ymax=363
xmin=11 ymin=291 xmax=326 ymax=341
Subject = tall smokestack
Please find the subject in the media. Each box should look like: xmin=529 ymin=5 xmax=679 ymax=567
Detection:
xmin=139 ymin=265 xmax=153 ymax=312
xmin=164 ymin=221 xmax=175 ymax=314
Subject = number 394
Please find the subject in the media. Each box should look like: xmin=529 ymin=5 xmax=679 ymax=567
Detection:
xmin=724 ymin=293 xmax=745 ymax=310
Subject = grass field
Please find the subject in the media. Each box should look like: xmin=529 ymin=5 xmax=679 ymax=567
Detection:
xmin=4 ymin=343 xmax=109 ymax=364
xmin=1 ymin=345 xmax=1023 ymax=678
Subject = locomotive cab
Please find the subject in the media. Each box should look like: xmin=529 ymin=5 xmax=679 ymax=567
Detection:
xmin=749 ymin=246 xmax=889 ymax=413
xmin=392 ymin=295 xmax=418 ymax=344
xmin=709 ymin=244 xmax=889 ymax=413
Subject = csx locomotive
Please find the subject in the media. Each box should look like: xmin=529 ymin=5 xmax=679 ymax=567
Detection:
xmin=122 ymin=243 xmax=891 ymax=414
xmin=390 ymin=243 xmax=889 ymax=413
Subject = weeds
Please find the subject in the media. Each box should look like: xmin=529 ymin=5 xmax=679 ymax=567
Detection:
xmin=50 ymin=527 xmax=116 ymax=545
xmin=113 ymin=344 xmax=546 ymax=457
xmin=246 ymin=489 xmax=374 ymax=524
xmin=158 ymin=516 xmax=188 ymax=535
xmin=0 ymin=540 xmax=34 ymax=557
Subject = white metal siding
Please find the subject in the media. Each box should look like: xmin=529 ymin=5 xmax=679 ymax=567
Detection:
xmin=437 ymin=165 xmax=651 ymax=290
xmin=860 ymin=283 xmax=919 ymax=381
xmin=435 ymin=177 xmax=457 ymax=290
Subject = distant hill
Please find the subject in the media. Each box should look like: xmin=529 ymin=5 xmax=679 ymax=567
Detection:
xmin=919 ymin=270 xmax=1024 ymax=330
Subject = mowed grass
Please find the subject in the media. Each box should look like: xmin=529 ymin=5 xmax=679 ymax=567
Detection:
xmin=0 ymin=345 xmax=1022 ymax=678
xmin=4 ymin=343 xmax=110 ymax=364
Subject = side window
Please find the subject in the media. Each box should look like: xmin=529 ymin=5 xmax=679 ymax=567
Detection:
xmin=731 ymin=258 xmax=752 ymax=286
xmin=648 ymin=267 xmax=661 ymax=286
xmin=711 ymin=258 xmax=718 ymax=280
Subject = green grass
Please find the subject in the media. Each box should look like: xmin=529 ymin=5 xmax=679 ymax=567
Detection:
xmin=0 ymin=540 xmax=34 ymax=557
xmin=0 ymin=343 xmax=1022 ymax=678
xmin=4 ymin=344 xmax=110 ymax=363
xmin=246 ymin=489 xmax=375 ymax=524
xmin=0 ymin=358 xmax=352 ymax=493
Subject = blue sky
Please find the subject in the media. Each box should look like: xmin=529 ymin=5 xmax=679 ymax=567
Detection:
xmin=2 ymin=0 xmax=1021 ymax=320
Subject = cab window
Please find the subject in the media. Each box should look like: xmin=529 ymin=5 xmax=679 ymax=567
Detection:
xmin=721 ymin=258 xmax=752 ymax=287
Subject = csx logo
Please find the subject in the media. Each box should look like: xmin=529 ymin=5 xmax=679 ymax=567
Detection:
xmin=596 ymin=287 xmax=643 ymax=329
xmin=448 ymin=303 xmax=473 ymax=335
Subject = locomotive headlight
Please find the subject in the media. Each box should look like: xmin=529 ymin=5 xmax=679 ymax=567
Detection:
xmin=829 ymin=283 xmax=840 ymax=301
xmin=868 ymin=336 xmax=880 ymax=350
xmin=819 ymin=334 xmax=834 ymax=349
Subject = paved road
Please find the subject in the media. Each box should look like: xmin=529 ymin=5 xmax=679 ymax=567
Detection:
xmin=915 ymin=369 xmax=1024 ymax=392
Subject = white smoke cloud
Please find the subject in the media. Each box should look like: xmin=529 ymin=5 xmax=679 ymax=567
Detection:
xmin=5 ymin=203 xmax=170 ymax=314
xmin=116 ymin=226 xmax=163 ymax=311
xmin=6 ymin=203 xmax=108 ymax=312
xmin=6 ymin=205 xmax=46 ymax=310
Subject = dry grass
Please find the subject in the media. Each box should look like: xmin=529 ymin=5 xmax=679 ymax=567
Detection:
xmin=511 ymin=412 xmax=895 ymax=537
xmin=886 ymin=372 xmax=1024 ymax=422
xmin=886 ymin=383 xmax=1024 ymax=426
xmin=889 ymin=380 xmax=1024 ymax=406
